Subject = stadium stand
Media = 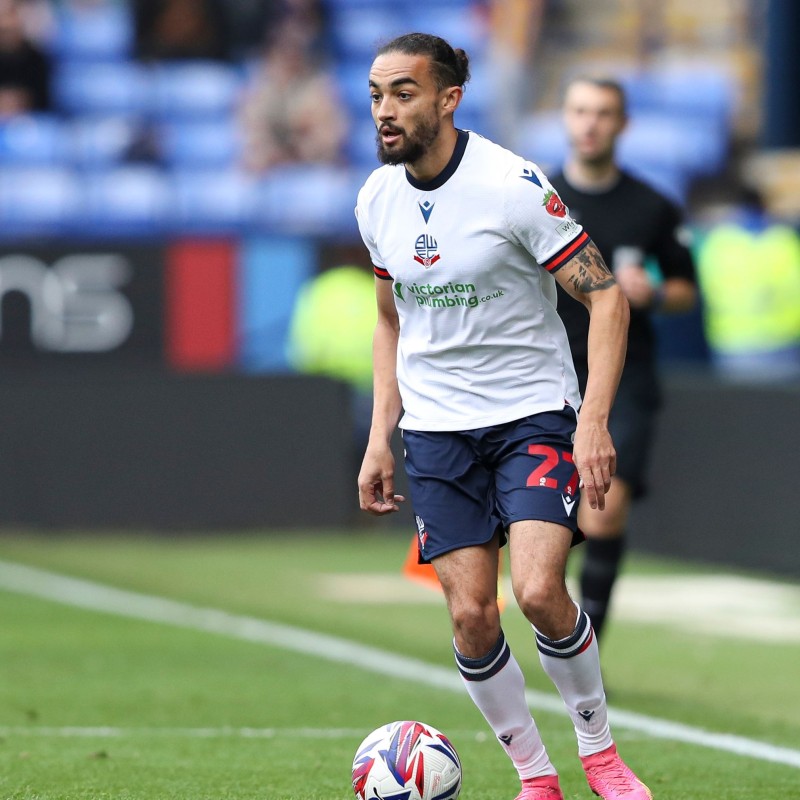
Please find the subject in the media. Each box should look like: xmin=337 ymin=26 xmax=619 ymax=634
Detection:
xmin=0 ymin=0 xmax=744 ymax=239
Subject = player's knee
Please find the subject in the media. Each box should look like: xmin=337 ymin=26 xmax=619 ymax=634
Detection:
xmin=449 ymin=597 xmax=500 ymax=651
xmin=514 ymin=576 xmax=563 ymax=625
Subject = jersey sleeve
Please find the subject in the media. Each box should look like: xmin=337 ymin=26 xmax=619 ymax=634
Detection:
xmin=653 ymin=200 xmax=696 ymax=283
xmin=503 ymin=160 xmax=590 ymax=272
xmin=355 ymin=192 xmax=393 ymax=281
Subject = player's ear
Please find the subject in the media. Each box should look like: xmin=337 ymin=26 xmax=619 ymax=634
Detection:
xmin=441 ymin=85 xmax=462 ymax=114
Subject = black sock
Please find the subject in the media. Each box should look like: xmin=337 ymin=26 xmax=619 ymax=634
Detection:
xmin=580 ymin=536 xmax=626 ymax=642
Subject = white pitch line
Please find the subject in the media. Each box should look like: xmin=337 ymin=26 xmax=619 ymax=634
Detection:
xmin=0 ymin=726 xmax=380 ymax=739
xmin=1 ymin=559 xmax=799 ymax=770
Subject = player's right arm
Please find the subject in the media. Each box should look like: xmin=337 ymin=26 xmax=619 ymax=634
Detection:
xmin=357 ymin=278 xmax=405 ymax=515
xmin=554 ymin=241 xmax=629 ymax=510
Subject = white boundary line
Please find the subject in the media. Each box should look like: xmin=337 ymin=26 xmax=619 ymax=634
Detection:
xmin=1 ymin=559 xmax=798 ymax=769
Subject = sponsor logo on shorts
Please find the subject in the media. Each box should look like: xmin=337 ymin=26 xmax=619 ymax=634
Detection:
xmin=415 ymin=515 xmax=428 ymax=550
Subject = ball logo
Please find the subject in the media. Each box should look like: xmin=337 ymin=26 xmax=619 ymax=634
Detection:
xmin=413 ymin=234 xmax=440 ymax=269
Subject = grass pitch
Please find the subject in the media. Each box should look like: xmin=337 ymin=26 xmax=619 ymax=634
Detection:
xmin=0 ymin=529 xmax=798 ymax=799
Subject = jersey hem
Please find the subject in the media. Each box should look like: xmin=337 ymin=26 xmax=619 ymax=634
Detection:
xmin=398 ymin=399 xmax=580 ymax=432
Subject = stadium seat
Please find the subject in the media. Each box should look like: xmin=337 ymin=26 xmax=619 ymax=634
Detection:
xmin=171 ymin=168 xmax=257 ymax=232
xmin=81 ymin=166 xmax=173 ymax=235
xmin=150 ymin=62 xmax=244 ymax=120
xmin=618 ymin=113 xmax=728 ymax=177
xmin=66 ymin=116 xmax=141 ymax=169
xmin=405 ymin=5 xmax=486 ymax=57
xmin=256 ymin=165 xmax=361 ymax=236
xmin=345 ymin=117 xmax=379 ymax=170
xmin=329 ymin=8 xmax=405 ymax=58
xmin=622 ymin=63 xmax=737 ymax=127
xmin=53 ymin=61 xmax=150 ymax=116
xmin=0 ymin=167 xmax=81 ymax=236
xmin=52 ymin=3 xmax=133 ymax=61
xmin=514 ymin=110 xmax=569 ymax=173
xmin=0 ymin=115 xmax=65 ymax=166
xmin=157 ymin=119 xmax=242 ymax=168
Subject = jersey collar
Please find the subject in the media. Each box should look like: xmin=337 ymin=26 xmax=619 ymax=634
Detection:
xmin=404 ymin=129 xmax=469 ymax=191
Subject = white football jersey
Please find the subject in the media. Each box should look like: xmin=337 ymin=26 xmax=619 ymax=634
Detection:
xmin=356 ymin=130 xmax=589 ymax=431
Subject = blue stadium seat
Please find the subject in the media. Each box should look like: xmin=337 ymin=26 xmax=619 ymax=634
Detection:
xmin=514 ymin=110 xmax=569 ymax=173
xmin=150 ymin=62 xmax=243 ymax=120
xmin=405 ymin=5 xmax=486 ymax=56
xmin=623 ymin=64 xmax=736 ymax=127
xmin=618 ymin=113 xmax=727 ymax=177
xmin=329 ymin=8 xmax=405 ymax=58
xmin=0 ymin=115 xmax=65 ymax=166
xmin=81 ymin=166 xmax=173 ymax=235
xmin=66 ymin=115 xmax=141 ymax=169
xmin=53 ymin=61 xmax=150 ymax=115
xmin=52 ymin=4 xmax=133 ymax=61
xmin=0 ymin=167 xmax=81 ymax=235
xmin=256 ymin=165 xmax=361 ymax=236
xmin=171 ymin=168 xmax=256 ymax=232
xmin=334 ymin=59 xmax=372 ymax=116
xmin=157 ymin=119 xmax=242 ymax=168
xmin=345 ymin=117 xmax=379 ymax=170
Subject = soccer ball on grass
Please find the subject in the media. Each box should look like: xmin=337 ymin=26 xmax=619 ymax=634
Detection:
xmin=351 ymin=720 xmax=462 ymax=800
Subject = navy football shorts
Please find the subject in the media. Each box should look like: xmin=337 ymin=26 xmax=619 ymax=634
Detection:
xmin=402 ymin=406 xmax=583 ymax=564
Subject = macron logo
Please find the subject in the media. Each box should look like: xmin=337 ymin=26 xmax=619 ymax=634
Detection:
xmin=562 ymin=494 xmax=576 ymax=516
xmin=579 ymin=710 xmax=595 ymax=722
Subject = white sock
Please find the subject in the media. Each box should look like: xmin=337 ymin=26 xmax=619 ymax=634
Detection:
xmin=534 ymin=604 xmax=613 ymax=756
xmin=455 ymin=631 xmax=556 ymax=779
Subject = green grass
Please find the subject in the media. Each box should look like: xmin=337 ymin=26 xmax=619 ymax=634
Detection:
xmin=0 ymin=529 xmax=798 ymax=799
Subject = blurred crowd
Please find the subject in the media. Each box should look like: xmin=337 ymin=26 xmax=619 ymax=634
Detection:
xmin=0 ymin=0 xmax=798 ymax=381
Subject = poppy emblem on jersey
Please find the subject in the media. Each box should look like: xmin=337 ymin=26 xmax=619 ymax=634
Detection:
xmin=543 ymin=190 xmax=567 ymax=218
xmin=414 ymin=234 xmax=440 ymax=268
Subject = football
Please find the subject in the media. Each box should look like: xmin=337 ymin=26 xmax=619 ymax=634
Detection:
xmin=351 ymin=720 xmax=462 ymax=800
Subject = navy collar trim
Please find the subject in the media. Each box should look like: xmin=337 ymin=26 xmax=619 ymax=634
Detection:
xmin=404 ymin=129 xmax=469 ymax=191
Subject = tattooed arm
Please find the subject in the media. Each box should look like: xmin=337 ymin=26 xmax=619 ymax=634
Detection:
xmin=554 ymin=240 xmax=630 ymax=510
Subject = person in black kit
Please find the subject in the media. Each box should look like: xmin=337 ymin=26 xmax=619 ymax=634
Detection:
xmin=550 ymin=77 xmax=697 ymax=643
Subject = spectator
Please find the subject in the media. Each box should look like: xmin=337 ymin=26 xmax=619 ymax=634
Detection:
xmin=696 ymin=187 xmax=800 ymax=382
xmin=133 ymin=0 xmax=230 ymax=61
xmin=0 ymin=0 xmax=51 ymax=115
xmin=238 ymin=11 xmax=347 ymax=172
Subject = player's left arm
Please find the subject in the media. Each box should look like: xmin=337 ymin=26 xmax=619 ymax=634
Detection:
xmin=554 ymin=241 xmax=630 ymax=511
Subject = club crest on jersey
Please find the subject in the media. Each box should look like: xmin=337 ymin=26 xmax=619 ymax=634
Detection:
xmin=414 ymin=233 xmax=440 ymax=268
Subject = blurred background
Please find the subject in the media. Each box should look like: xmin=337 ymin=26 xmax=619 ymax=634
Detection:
xmin=0 ymin=0 xmax=797 ymax=577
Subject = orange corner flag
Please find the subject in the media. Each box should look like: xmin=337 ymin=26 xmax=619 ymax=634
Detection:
xmin=401 ymin=537 xmax=505 ymax=611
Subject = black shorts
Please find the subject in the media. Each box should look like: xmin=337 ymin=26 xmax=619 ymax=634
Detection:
xmin=608 ymin=361 xmax=662 ymax=498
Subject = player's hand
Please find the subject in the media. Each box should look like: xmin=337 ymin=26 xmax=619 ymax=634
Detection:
xmin=573 ymin=420 xmax=616 ymax=511
xmin=358 ymin=444 xmax=406 ymax=515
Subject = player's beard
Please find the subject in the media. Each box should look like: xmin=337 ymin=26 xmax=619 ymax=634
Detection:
xmin=376 ymin=113 xmax=440 ymax=166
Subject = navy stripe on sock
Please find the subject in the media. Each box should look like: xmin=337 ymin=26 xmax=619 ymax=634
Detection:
xmin=454 ymin=631 xmax=511 ymax=682
xmin=535 ymin=609 xmax=594 ymax=659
